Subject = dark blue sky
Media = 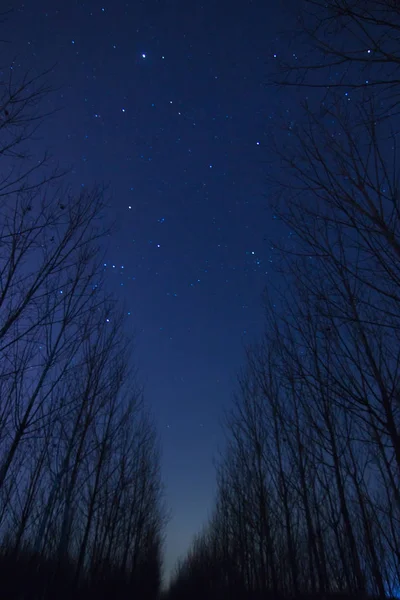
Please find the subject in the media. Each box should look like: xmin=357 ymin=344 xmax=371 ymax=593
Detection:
xmin=6 ymin=0 xmax=295 ymax=579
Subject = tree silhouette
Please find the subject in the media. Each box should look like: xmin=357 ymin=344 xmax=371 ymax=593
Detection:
xmin=166 ymin=2 xmax=400 ymax=599
xmin=0 ymin=41 xmax=166 ymax=600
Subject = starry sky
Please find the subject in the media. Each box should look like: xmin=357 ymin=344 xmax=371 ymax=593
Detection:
xmin=5 ymin=0 xmax=297 ymax=581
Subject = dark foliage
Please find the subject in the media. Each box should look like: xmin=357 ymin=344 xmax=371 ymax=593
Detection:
xmin=0 ymin=544 xmax=162 ymax=599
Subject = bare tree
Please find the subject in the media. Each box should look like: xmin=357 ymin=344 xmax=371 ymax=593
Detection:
xmin=0 ymin=186 xmax=112 ymax=491
xmin=273 ymin=0 xmax=400 ymax=104
xmin=0 ymin=36 xmax=167 ymax=600
xmin=167 ymin=4 xmax=400 ymax=600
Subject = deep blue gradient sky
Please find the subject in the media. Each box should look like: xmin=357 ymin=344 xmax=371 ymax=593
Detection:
xmin=6 ymin=0 xmax=294 ymax=580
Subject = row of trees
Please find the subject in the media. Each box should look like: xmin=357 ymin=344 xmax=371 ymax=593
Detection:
xmin=0 ymin=62 xmax=166 ymax=598
xmin=167 ymin=1 xmax=400 ymax=599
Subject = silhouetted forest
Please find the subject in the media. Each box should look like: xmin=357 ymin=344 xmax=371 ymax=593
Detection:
xmin=165 ymin=2 xmax=400 ymax=600
xmin=0 ymin=66 xmax=166 ymax=599
xmin=1 ymin=1 xmax=400 ymax=599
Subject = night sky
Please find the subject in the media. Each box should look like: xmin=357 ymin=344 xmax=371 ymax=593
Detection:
xmin=6 ymin=0 xmax=296 ymax=581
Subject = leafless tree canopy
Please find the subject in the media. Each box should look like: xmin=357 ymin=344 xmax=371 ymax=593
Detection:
xmin=166 ymin=2 xmax=400 ymax=600
xmin=0 ymin=59 xmax=167 ymax=600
